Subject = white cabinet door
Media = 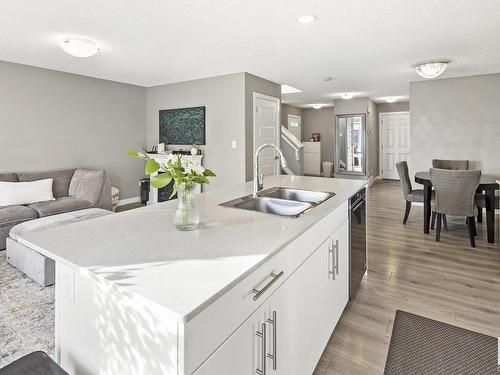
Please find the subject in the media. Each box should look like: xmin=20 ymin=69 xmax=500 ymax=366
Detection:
xmin=331 ymin=220 xmax=350 ymax=324
xmin=301 ymin=237 xmax=335 ymax=375
xmin=261 ymin=268 xmax=303 ymax=375
xmin=192 ymin=308 xmax=263 ymax=375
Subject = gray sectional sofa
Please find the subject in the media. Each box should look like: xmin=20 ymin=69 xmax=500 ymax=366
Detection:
xmin=0 ymin=168 xmax=111 ymax=250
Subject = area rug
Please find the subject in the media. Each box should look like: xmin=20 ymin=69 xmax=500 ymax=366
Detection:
xmin=384 ymin=310 xmax=499 ymax=374
xmin=0 ymin=251 xmax=54 ymax=368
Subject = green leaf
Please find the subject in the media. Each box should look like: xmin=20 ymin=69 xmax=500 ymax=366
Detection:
xmin=192 ymin=175 xmax=209 ymax=184
xmin=203 ymin=168 xmax=216 ymax=177
xmin=151 ymin=173 xmax=172 ymax=189
xmin=145 ymin=159 xmax=160 ymax=174
xmin=169 ymin=185 xmax=178 ymax=199
xmin=128 ymin=149 xmax=146 ymax=158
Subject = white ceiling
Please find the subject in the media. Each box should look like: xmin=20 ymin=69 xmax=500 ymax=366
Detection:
xmin=2 ymin=1 xmax=500 ymax=105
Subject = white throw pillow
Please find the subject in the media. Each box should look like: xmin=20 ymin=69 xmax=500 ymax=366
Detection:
xmin=0 ymin=179 xmax=55 ymax=206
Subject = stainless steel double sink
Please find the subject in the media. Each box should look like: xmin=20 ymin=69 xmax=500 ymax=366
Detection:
xmin=220 ymin=187 xmax=335 ymax=218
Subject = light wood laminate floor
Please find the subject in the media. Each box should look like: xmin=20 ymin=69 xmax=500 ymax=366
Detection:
xmin=313 ymin=180 xmax=500 ymax=374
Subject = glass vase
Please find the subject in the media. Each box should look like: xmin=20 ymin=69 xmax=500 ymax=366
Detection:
xmin=173 ymin=182 xmax=199 ymax=231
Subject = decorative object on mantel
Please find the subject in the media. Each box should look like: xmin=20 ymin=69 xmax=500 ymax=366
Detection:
xmin=159 ymin=106 xmax=206 ymax=145
xmin=190 ymin=144 xmax=200 ymax=156
xmin=128 ymin=150 xmax=215 ymax=230
xmin=144 ymin=145 xmax=158 ymax=154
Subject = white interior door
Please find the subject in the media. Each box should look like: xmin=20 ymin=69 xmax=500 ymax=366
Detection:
xmin=287 ymin=114 xmax=301 ymax=141
xmin=254 ymin=93 xmax=280 ymax=176
xmin=380 ymin=112 xmax=410 ymax=179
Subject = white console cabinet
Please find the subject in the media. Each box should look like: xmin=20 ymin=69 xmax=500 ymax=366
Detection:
xmin=303 ymin=142 xmax=321 ymax=176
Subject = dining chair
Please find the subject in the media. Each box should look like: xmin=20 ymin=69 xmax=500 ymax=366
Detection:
xmin=430 ymin=168 xmax=481 ymax=247
xmin=432 ymin=159 xmax=469 ymax=170
xmin=396 ymin=161 xmax=429 ymax=224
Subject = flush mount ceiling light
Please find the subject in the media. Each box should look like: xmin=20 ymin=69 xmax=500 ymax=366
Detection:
xmin=281 ymin=84 xmax=303 ymax=94
xmin=312 ymin=104 xmax=323 ymax=109
xmin=385 ymin=97 xmax=397 ymax=103
xmin=341 ymin=92 xmax=354 ymax=100
xmin=297 ymin=14 xmax=317 ymax=24
xmin=414 ymin=61 xmax=449 ymax=79
xmin=59 ymin=36 xmax=99 ymax=57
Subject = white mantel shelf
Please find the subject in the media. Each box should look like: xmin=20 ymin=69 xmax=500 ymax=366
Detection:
xmin=19 ymin=176 xmax=365 ymax=323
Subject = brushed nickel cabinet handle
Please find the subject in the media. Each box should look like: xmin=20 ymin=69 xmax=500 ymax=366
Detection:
xmin=255 ymin=323 xmax=266 ymax=375
xmin=266 ymin=311 xmax=277 ymax=370
xmin=334 ymin=239 xmax=339 ymax=275
xmin=252 ymin=271 xmax=284 ymax=301
xmin=329 ymin=239 xmax=335 ymax=280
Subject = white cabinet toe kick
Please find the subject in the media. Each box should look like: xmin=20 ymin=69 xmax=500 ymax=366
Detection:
xmin=54 ymin=201 xmax=350 ymax=375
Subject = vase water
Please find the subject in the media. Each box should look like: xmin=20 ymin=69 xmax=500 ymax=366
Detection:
xmin=173 ymin=182 xmax=199 ymax=231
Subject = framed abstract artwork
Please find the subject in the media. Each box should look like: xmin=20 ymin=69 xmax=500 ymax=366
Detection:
xmin=159 ymin=106 xmax=206 ymax=145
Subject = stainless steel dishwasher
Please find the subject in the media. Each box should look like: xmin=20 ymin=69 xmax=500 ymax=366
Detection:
xmin=349 ymin=188 xmax=366 ymax=299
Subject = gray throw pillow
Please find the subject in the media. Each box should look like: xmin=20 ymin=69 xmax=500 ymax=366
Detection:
xmin=68 ymin=169 xmax=105 ymax=205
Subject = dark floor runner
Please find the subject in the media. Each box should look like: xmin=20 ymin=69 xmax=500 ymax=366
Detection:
xmin=384 ymin=310 xmax=498 ymax=375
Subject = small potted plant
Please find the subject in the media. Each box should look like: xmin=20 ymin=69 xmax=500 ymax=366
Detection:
xmin=129 ymin=150 xmax=215 ymax=231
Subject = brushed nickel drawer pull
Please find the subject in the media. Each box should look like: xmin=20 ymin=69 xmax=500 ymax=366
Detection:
xmin=255 ymin=323 xmax=266 ymax=375
xmin=334 ymin=239 xmax=339 ymax=275
xmin=266 ymin=310 xmax=277 ymax=370
xmin=252 ymin=271 xmax=284 ymax=301
xmin=328 ymin=239 xmax=334 ymax=279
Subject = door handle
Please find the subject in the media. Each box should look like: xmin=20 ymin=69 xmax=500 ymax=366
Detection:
xmin=255 ymin=323 xmax=266 ymax=375
xmin=266 ymin=311 xmax=277 ymax=370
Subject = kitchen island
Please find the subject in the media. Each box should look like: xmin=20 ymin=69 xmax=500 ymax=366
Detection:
xmin=19 ymin=175 xmax=366 ymax=375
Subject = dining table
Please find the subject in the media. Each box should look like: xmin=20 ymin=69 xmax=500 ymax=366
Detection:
xmin=414 ymin=171 xmax=499 ymax=244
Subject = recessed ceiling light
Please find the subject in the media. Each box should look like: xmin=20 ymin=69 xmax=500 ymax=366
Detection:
xmin=385 ymin=97 xmax=397 ymax=103
xmin=341 ymin=93 xmax=354 ymax=100
xmin=297 ymin=14 xmax=317 ymax=24
xmin=59 ymin=36 xmax=99 ymax=57
xmin=312 ymin=104 xmax=323 ymax=109
xmin=414 ymin=61 xmax=449 ymax=79
xmin=281 ymin=84 xmax=303 ymax=94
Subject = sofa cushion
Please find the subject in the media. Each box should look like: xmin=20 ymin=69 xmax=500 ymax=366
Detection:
xmin=9 ymin=208 xmax=114 ymax=241
xmin=28 ymin=197 xmax=94 ymax=217
xmin=17 ymin=169 xmax=76 ymax=198
xmin=68 ymin=169 xmax=105 ymax=205
xmin=0 ymin=205 xmax=38 ymax=228
xmin=0 ymin=173 xmax=18 ymax=182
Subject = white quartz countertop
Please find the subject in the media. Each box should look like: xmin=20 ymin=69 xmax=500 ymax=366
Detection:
xmin=19 ymin=176 xmax=366 ymax=322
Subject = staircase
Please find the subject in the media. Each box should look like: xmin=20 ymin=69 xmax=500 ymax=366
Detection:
xmin=280 ymin=125 xmax=304 ymax=175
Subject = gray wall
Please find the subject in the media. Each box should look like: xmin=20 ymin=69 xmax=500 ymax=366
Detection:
xmin=366 ymin=99 xmax=378 ymax=177
xmin=302 ymin=107 xmax=335 ymax=163
xmin=244 ymin=74 xmax=281 ymax=181
xmin=410 ymin=73 xmax=500 ymax=178
xmin=0 ymin=61 xmax=147 ymax=199
xmin=376 ymin=102 xmax=410 ymax=114
xmin=281 ymin=104 xmax=303 ymax=134
xmin=147 ymin=73 xmax=247 ymax=191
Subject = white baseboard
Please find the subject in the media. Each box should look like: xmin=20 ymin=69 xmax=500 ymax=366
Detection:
xmin=117 ymin=196 xmax=141 ymax=206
